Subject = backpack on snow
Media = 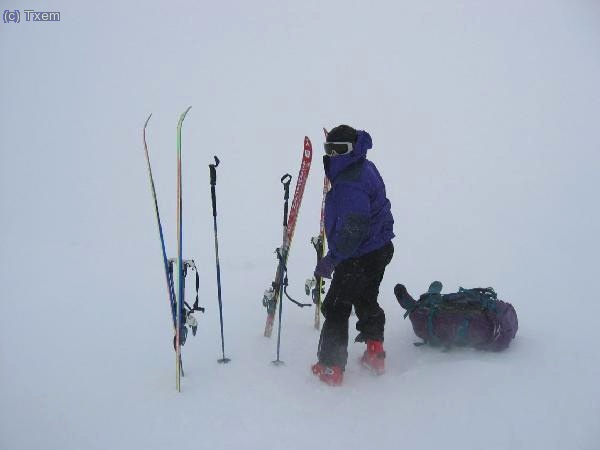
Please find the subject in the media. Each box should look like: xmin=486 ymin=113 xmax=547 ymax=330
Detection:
xmin=394 ymin=282 xmax=518 ymax=351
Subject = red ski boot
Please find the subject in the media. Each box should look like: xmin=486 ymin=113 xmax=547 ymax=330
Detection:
xmin=360 ymin=340 xmax=386 ymax=375
xmin=311 ymin=362 xmax=344 ymax=386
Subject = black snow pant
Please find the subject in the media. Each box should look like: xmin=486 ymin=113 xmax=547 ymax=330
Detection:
xmin=317 ymin=242 xmax=394 ymax=369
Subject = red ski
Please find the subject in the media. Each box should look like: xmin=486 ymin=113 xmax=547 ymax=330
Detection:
xmin=263 ymin=137 xmax=313 ymax=337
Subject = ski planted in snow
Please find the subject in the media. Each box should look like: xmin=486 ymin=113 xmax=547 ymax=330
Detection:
xmin=263 ymin=137 xmax=313 ymax=337
xmin=175 ymin=106 xmax=191 ymax=391
xmin=143 ymin=114 xmax=177 ymax=333
xmin=305 ymin=128 xmax=330 ymax=329
xmin=306 ymin=180 xmax=329 ymax=329
xmin=143 ymin=108 xmax=204 ymax=392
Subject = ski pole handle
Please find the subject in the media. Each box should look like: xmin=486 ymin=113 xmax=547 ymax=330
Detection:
xmin=209 ymin=156 xmax=220 ymax=186
xmin=209 ymin=156 xmax=220 ymax=217
xmin=281 ymin=174 xmax=292 ymax=199
xmin=281 ymin=174 xmax=292 ymax=227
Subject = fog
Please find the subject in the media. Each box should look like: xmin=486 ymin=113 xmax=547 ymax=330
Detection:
xmin=1 ymin=1 xmax=599 ymax=449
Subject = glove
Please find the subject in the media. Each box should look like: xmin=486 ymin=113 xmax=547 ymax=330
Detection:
xmin=314 ymin=255 xmax=336 ymax=279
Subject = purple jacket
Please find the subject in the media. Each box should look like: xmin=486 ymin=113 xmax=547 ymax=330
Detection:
xmin=324 ymin=130 xmax=394 ymax=264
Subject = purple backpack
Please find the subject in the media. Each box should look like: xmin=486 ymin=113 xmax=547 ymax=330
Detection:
xmin=395 ymin=282 xmax=518 ymax=351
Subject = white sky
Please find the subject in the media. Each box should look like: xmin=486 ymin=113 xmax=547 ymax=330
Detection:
xmin=1 ymin=2 xmax=600 ymax=449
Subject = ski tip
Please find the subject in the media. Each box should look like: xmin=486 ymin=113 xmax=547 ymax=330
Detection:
xmin=304 ymin=136 xmax=312 ymax=154
xmin=144 ymin=113 xmax=152 ymax=128
xmin=178 ymin=106 xmax=192 ymax=123
xmin=323 ymin=127 xmax=328 ymax=138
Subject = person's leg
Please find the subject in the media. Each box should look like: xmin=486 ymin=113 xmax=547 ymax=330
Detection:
xmin=354 ymin=270 xmax=387 ymax=343
xmin=314 ymin=242 xmax=394 ymax=381
xmin=351 ymin=243 xmax=394 ymax=374
xmin=353 ymin=242 xmax=394 ymax=341
xmin=316 ymin=271 xmax=354 ymax=369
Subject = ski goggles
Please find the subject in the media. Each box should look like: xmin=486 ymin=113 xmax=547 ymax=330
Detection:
xmin=323 ymin=142 xmax=354 ymax=156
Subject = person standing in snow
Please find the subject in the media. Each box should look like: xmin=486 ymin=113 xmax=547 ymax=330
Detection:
xmin=311 ymin=124 xmax=395 ymax=386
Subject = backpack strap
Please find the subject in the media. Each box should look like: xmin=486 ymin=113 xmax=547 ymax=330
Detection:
xmin=403 ymin=304 xmax=417 ymax=319
xmin=457 ymin=287 xmax=498 ymax=311
xmin=455 ymin=317 xmax=472 ymax=345
xmin=477 ymin=288 xmax=497 ymax=311
xmin=404 ymin=293 xmax=441 ymax=318
xmin=426 ymin=308 xmax=440 ymax=346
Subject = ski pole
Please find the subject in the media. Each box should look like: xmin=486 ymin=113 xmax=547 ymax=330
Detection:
xmin=273 ymin=173 xmax=292 ymax=365
xmin=209 ymin=156 xmax=231 ymax=364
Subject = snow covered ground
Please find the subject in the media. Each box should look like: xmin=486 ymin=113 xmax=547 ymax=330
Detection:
xmin=2 ymin=1 xmax=600 ymax=449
